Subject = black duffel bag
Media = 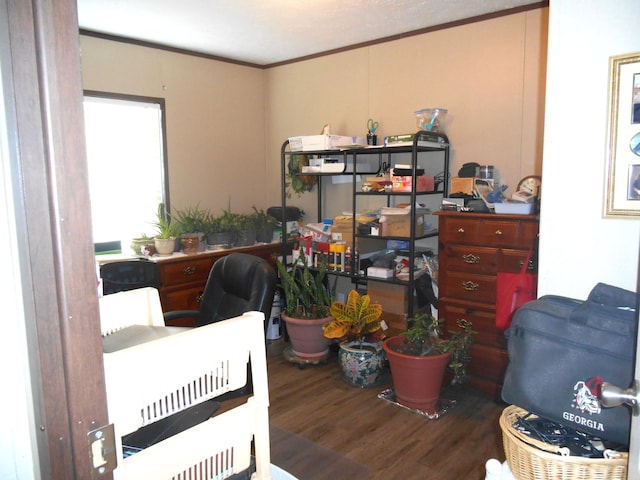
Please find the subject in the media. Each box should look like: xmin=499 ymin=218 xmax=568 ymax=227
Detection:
xmin=501 ymin=283 xmax=638 ymax=446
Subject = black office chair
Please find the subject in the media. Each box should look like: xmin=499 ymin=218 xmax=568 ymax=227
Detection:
xmin=163 ymin=252 xmax=277 ymax=331
xmin=163 ymin=253 xmax=277 ymax=401
xmin=100 ymin=258 xmax=161 ymax=295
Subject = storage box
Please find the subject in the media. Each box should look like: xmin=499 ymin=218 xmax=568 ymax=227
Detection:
xmin=380 ymin=311 xmax=409 ymax=334
xmin=367 ymin=281 xmax=408 ymax=315
xmin=367 ymin=267 xmax=394 ymax=278
xmin=493 ymin=202 xmax=534 ymax=215
xmin=450 ymin=176 xmax=476 ymax=195
xmin=392 ymin=175 xmax=435 ymax=192
xmin=288 ymin=134 xmax=366 ymax=152
xmin=379 ymin=212 xmax=424 ymax=237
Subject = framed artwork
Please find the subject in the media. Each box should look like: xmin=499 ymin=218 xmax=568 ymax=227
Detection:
xmin=604 ymin=51 xmax=640 ymax=217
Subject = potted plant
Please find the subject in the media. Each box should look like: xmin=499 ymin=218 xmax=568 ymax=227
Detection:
xmin=205 ymin=208 xmax=237 ymax=247
xmin=174 ymin=204 xmax=210 ymax=254
xmin=235 ymin=213 xmax=257 ymax=247
xmin=130 ymin=233 xmax=153 ymax=255
xmin=382 ymin=313 xmax=475 ymax=414
xmin=276 ymin=250 xmax=335 ymax=361
xmin=252 ymin=206 xmax=277 ymax=243
xmin=152 ymin=203 xmax=180 ymax=256
xmin=322 ymin=289 xmax=386 ymax=388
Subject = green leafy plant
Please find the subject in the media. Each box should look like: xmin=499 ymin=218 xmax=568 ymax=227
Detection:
xmin=173 ymin=203 xmax=211 ymax=233
xmin=398 ymin=313 xmax=476 ymax=385
xmin=218 ymin=208 xmax=244 ymax=232
xmin=276 ymin=250 xmax=335 ymax=319
xmin=322 ymin=290 xmax=383 ymax=344
xmin=286 ymin=154 xmax=316 ymax=198
xmin=152 ymin=203 xmax=180 ymax=239
xmin=251 ymin=206 xmax=277 ymax=229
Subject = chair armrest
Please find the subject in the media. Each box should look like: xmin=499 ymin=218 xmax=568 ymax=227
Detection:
xmin=163 ymin=310 xmax=199 ymax=322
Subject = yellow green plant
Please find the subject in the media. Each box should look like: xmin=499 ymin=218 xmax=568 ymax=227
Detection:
xmin=323 ymin=290 xmax=383 ymax=343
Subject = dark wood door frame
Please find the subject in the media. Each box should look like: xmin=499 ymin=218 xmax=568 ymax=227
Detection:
xmin=5 ymin=0 xmax=111 ymax=478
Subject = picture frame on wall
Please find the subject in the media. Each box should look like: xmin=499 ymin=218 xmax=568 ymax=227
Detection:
xmin=604 ymin=51 xmax=640 ymax=218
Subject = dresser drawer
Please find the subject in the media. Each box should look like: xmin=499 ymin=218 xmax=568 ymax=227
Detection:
xmin=160 ymin=257 xmax=213 ymax=287
xmin=439 ymin=217 xmax=480 ymax=243
xmin=467 ymin=343 xmax=509 ymax=385
xmin=478 ymin=219 xmax=521 ymax=247
xmin=498 ymin=248 xmax=534 ymax=273
xmin=442 ymin=245 xmax=498 ymax=275
xmin=440 ymin=302 xmax=505 ymax=349
xmin=441 ymin=271 xmax=496 ymax=304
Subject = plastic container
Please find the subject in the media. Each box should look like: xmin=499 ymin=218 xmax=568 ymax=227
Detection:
xmin=415 ymin=108 xmax=448 ymax=132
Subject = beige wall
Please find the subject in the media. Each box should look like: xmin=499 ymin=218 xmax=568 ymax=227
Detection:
xmin=266 ymin=8 xmax=548 ymax=219
xmin=80 ymin=6 xmax=547 ymax=221
xmin=80 ymin=36 xmax=266 ymax=216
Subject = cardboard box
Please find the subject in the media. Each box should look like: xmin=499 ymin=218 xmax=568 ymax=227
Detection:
xmin=380 ymin=311 xmax=409 ymax=334
xmin=367 ymin=281 xmax=408 ymax=315
xmin=379 ymin=212 xmax=424 ymax=237
xmin=450 ymin=176 xmax=476 ymax=195
xmin=392 ymin=175 xmax=435 ymax=192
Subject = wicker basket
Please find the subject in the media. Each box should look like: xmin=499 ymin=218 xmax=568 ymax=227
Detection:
xmin=500 ymin=405 xmax=628 ymax=480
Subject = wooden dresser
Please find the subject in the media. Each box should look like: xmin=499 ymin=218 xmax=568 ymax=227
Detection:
xmin=435 ymin=211 xmax=539 ymax=398
xmin=157 ymin=243 xmax=281 ymax=327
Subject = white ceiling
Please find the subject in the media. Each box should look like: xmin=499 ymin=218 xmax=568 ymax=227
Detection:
xmin=77 ymin=0 xmax=541 ymax=66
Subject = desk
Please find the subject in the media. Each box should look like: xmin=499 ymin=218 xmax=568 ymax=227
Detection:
xmin=98 ymin=242 xmax=282 ymax=327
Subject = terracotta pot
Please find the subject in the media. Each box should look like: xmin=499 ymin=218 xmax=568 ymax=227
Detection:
xmin=282 ymin=313 xmax=331 ymax=360
xmin=338 ymin=341 xmax=386 ymax=388
xmin=382 ymin=336 xmax=451 ymax=414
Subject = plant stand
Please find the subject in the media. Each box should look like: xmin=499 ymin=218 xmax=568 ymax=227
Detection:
xmin=282 ymin=344 xmax=328 ymax=369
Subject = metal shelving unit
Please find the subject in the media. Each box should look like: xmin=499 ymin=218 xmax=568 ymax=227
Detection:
xmin=279 ymin=131 xmax=450 ymax=318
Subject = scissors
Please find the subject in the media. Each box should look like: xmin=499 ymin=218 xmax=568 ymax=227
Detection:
xmin=377 ymin=161 xmax=389 ymax=176
xmin=367 ymin=118 xmax=379 ymax=134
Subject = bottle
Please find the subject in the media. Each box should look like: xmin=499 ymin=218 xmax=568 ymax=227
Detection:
xmin=353 ymin=247 xmax=360 ymax=275
xmin=344 ymin=246 xmax=352 ymax=274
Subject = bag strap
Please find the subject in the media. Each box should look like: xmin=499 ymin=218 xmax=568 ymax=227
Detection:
xmin=520 ymin=245 xmax=534 ymax=274
xmin=519 ymin=234 xmax=539 ymax=274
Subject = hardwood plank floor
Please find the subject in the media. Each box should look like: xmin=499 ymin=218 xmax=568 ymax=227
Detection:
xmin=265 ymin=339 xmax=507 ymax=480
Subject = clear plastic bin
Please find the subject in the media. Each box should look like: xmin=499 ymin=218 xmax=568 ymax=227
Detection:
xmin=415 ymin=108 xmax=448 ymax=132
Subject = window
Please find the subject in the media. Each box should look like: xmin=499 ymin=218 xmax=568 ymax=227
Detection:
xmin=83 ymin=92 xmax=168 ymax=252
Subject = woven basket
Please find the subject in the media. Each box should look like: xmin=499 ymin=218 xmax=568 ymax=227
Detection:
xmin=500 ymin=405 xmax=628 ymax=480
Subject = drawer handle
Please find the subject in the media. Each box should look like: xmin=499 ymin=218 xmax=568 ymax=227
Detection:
xmin=462 ymin=253 xmax=480 ymax=264
xmin=462 ymin=281 xmax=479 ymax=291
xmin=495 ymin=229 xmax=503 ymax=236
xmin=183 ymin=266 xmax=197 ymax=275
xmin=457 ymin=227 xmax=465 ymax=234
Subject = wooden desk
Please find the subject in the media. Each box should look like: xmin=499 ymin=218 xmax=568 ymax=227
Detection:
xmin=98 ymin=242 xmax=282 ymax=327
xmin=157 ymin=243 xmax=282 ymax=326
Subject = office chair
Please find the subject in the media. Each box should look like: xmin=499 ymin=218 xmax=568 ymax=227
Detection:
xmin=163 ymin=252 xmax=277 ymax=331
xmin=100 ymin=258 xmax=161 ymax=295
xmin=163 ymin=253 xmax=277 ymax=401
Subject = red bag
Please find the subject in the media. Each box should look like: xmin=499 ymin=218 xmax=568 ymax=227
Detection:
xmin=495 ymin=248 xmax=537 ymax=330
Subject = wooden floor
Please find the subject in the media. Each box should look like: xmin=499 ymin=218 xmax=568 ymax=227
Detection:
xmin=264 ymin=338 xmax=507 ymax=480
